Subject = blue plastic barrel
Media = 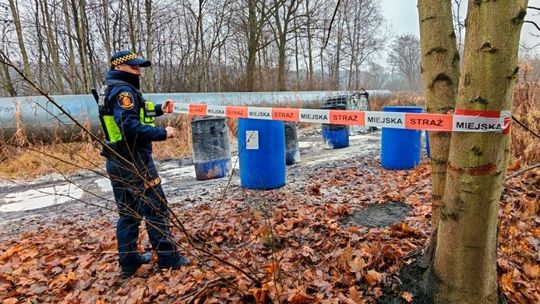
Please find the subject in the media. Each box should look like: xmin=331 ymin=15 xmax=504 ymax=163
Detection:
xmin=238 ymin=118 xmax=286 ymax=189
xmin=191 ymin=117 xmax=231 ymax=180
xmin=321 ymin=103 xmax=349 ymax=149
xmin=381 ymin=106 xmax=423 ymax=170
xmin=322 ymin=125 xmax=349 ymax=149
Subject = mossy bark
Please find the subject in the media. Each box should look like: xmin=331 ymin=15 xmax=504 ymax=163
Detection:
xmin=432 ymin=1 xmax=527 ymax=303
xmin=417 ymin=0 xmax=459 ymax=233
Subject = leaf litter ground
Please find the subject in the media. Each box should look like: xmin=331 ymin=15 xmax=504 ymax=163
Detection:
xmin=0 ymin=131 xmax=538 ymax=303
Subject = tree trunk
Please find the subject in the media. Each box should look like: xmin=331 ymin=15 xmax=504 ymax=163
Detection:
xmin=0 ymin=63 xmax=16 ymax=97
xmin=33 ymin=0 xmax=45 ymax=90
xmin=305 ymin=0 xmax=314 ymax=90
xmin=294 ymin=19 xmax=300 ymax=91
xmin=417 ymin=0 xmax=459 ymax=238
xmin=126 ymin=0 xmax=137 ymax=51
xmin=71 ymin=0 xmax=89 ymax=93
xmin=144 ymin=0 xmax=154 ymax=92
xmin=432 ymin=1 xmax=527 ymax=303
xmin=41 ymin=0 xmax=65 ymax=94
xmin=277 ymin=34 xmax=287 ymax=91
xmin=274 ymin=0 xmax=298 ymax=92
xmin=62 ymin=0 xmax=78 ymax=93
xmin=245 ymin=0 xmax=258 ymax=92
xmin=8 ymin=0 xmax=31 ymax=81
xmin=112 ymin=0 xmax=124 ymax=52
xmin=102 ymin=0 xmax=112 ymax=56
xmin=81 ymin=1 xmax=98 ymax=90
xmin=333 ymin=28 xmax=343 ymax=90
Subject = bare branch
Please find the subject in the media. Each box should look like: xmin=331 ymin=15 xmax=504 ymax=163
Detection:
xmin=322 ymin=0 xmax=341 ymax=49
xmin=524 ymin=20 xmax=540 ymax=32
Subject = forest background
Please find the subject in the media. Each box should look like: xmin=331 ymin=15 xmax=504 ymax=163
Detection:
xmin=1 ymin=0 xmax=539 ymax=98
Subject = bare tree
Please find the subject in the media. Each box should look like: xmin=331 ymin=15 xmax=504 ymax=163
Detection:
xmin=452 ymin=0 xmax=465 ymax=52
xmin=71 ymin=0 xmax=90 ymax=93
xmin=388 ymin=34 xmax=422 ymax=92
xmin=8 ymin=0 xmax=31 ymax=83
xmin=243 ymin=0 xmax=274 ymax=91
xmin=341 ymin=0 xmax=386 ymax=90
xmin=1 ymin=0 xmax=395 ymax=95
xmin=271 ymin=0 xmax=304 ymax=91
xmin=361 ymin=61 xmax=389 ymax=89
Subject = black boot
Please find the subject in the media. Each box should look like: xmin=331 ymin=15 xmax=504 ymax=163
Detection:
xmin=120 ymin=252 xmax=152 ymax=279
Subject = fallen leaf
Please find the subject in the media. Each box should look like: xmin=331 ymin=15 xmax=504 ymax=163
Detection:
xmin=264 ymin=261 xmax=279 ymax=275
xmin=287 ymin=291 xmax=314 ymax=304
xmin=252 ymin=287 xmax=268 ymax=304
xmin=0 ymin=245 xmax=23 ymax=261
xmin=501 ymin=272 xmax=514 ymax=292
xmin=348 ymin=286 xmax=364 ymax=303
xmin=401 ymin=291 xmax=413 ymax=303
xmin=62 ymin=271 xmax=77 ymax=284
xmin=349 ymin=257 xmax=366 ymax=280
xmin=363 ymin=270 xmax=383 ymax=287
xmin=523 ymin=263 xmax=540 ymax=279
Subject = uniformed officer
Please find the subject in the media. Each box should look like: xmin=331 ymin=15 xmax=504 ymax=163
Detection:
xmin=100 ymin=50 xmax=188 ymax=278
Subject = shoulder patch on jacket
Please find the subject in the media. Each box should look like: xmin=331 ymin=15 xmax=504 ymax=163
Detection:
xmin=117 ymin=92 xmax=134 ymax=110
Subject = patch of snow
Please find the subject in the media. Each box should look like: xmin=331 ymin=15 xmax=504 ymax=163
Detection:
xmin=94 ymin=178 xmax=112 ymax=192
xmin=0 ymin=183 xmax=84 ymax=212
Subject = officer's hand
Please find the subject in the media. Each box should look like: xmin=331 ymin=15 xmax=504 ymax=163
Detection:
xmin=162 ymin=100 xmax=175 ymax=113
xmin=165 ymin=126 xmax=177 ymax=138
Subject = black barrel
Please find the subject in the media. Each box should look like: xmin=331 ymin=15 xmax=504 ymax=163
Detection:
xmin=284 ymin=122 xmax=300 ymax=165
xmin=191 ymin=117 xmax=231 ymax=180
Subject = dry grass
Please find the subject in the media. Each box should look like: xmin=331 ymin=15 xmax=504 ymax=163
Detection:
xmin=0 ymin=141 xmax=103 ymax=180
xmin=152 ymin=115 xmax=193 ymax=160
xmin=0 ymin=114 xmax=235 ymax=180
xmin=511 ymin=81 xmax=540 ymax=165
xmin=369 ymin=92 xmax=424 ymax=111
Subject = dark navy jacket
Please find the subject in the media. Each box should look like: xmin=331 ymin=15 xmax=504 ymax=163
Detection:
xmin=104 ymin=70 xmax=166 ymax=154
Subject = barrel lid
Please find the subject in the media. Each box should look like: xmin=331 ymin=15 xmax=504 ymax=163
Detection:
xmin=382 ymin=105 xmax=424 ymax=113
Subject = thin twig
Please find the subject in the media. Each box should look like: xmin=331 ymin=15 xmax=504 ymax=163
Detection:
xmin=176 ymin=276 xmax=235 ymax=302
xmin=505 ymin=162 xmax=540 ymax=181
xmin=322 ymin=0 xmax=341 ymax=49
xmin=523 ymin=20 xmax=540 ymax=32
xmin=512 ymin=115 xmax=540 ymax=139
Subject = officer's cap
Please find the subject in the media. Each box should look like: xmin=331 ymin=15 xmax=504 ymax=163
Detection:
xmin=110 ymin=50 xmax=151 ymax=69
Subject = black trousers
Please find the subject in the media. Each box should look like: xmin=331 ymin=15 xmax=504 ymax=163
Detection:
xmin=106 ymin=153 xmax=181 ymax=271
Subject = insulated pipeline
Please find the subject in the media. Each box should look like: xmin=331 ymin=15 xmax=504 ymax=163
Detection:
xmin=0 ymin=90 xmax=392 ymax=142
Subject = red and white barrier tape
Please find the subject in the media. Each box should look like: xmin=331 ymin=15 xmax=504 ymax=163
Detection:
xmin=173 ymin=103 xmax=511 ymax=133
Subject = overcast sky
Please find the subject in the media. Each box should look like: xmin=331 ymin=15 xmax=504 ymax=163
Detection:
xmin=380 ymin=0 xmax=540 ymax=54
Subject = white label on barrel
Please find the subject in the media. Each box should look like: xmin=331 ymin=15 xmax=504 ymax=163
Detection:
xmin=365 ymin=112 xmax=406 ymax=129
xmin=246 ymin=130 xmax=259 ymax=150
